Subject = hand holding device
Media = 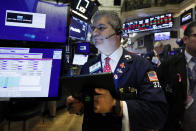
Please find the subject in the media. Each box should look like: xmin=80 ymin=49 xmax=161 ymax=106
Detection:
xmin=94 ymin=88 xmax=122 ymax=116
xmin=66 ymin=96 xmax=83 ymax=114
xmin=62 ymin=73 xmax=118 ymax=114
xmin=94 ymin=88 xmax=116 ymax=113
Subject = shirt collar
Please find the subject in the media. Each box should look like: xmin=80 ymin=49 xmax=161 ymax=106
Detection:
xmin=101 ymin=46 xmax=123 ymax=63
xmin=185 ymin=50 xmax=193 ymax=64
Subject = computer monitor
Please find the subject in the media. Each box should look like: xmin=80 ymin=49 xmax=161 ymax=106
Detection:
xmin=180 ymin=8 xmax=193 ymax=25
xmin=72 ymin=54 xmax=88 ymax=65
xmin=154 ymin=32 xmax=170 ymax=41
xmin=69 ymin=16 xmax=88 ymax=41
xmin=71 ymin=0 xmax=99 ymax=21
xmin=0 ymin=0 xmax=69 ymax=43
xmin=77 ymin=42 xmax=90 ymax=54
xmin=0 ymin=45 xmax=64 ymax=100
xmin=137 ymin=40 xmax=144 ymax=47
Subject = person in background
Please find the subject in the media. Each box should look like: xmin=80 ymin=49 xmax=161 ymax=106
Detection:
xmin=67 ymin=10 xmax=167 ymax=131
xmin=145 ymin=41 xmax=166 ymax=68
xmin=157 ymin=21 xmax=196 ymax=131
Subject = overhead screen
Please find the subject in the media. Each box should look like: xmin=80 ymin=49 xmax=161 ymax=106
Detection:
xmin=0 ymin=46 xmax=64 ymax=100
xmin=154 ymin=32 xmax=170 ymax=41
xmin=71 ymin=0 xmax=99 ymax=21
xmin=123 ymin=13 xmax=173 ymax=35
xmin=0 ymin=0 xmax=69 ymax=43
xmin=180 ymin=8 xmax=193 ymax=25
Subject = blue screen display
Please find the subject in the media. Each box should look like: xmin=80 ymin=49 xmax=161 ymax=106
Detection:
xmin=69 ymin=16 xmax=88 ymax=41
xmin=77 ymin=42 xmax=90 ymax=54
xmin=0 ymin=0 xmax=68 ymax=43
xmin=0 ymin=47 xmax=63 ymax=98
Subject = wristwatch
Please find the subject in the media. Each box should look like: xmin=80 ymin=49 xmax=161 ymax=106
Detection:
xmin=112 ymin=99 xmax=121 ymax=116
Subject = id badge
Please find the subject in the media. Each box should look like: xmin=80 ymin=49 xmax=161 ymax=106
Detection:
xmin=89 ymin=62 xmax=101 ymax=74
xmin=185 ymin=95 xmax=194 ymax=109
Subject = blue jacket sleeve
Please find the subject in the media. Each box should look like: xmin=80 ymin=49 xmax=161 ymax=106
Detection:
xmin=125 ymin=56 xmax=167 ymax=130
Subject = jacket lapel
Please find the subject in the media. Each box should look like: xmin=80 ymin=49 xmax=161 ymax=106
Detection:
xmin=114 ymin=49 xmax=134 ymax=87
xmin=173 ymin=53 xmax=187 ymax=99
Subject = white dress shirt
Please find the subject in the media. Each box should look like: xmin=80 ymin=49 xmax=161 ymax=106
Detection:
xmin=185 ymin=50 xmax=196 ymax=95
xmin=101 ymin=47 xmax=130 ymax=131
xmin=185 ymin=50 xmax=196 ymax=71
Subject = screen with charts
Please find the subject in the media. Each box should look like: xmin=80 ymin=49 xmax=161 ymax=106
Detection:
xmin=0 ymin=0 xmax=69 ymax=43
xmin=0 ymin=46 xmax=64 ymax=100
xmin=69 ymin=16 xmax=88 ymax=41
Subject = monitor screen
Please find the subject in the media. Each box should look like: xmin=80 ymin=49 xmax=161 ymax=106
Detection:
xmin=137 ymin=40 xmax=144 ymax=47
xmin=77 ymin=42 xmax=90 ymax=54
xmin=123 ymin=13 xmax=173 ymax=34
xmin=180 ymin=8 xmax=193 ymax=25
xmin=154 ymin=32 xmax=170 ymax=41
xmin=69 ymin=16 xmax=88 ymax=41
xmin=71 ymin=0 xmax=99 ymax=21
xmin=0 ymin=46 xmax=64 ymax=100
xmin=0 ymin=0 xmax=69 ymax=43
xmin=72 ymin=54 xmax=88 ymax=65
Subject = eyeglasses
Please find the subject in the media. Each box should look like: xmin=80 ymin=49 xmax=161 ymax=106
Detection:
xmin=190 ymin=34 xmax=196 ymax=38
xmin=90 ymin=24 xmax=108 ymax=32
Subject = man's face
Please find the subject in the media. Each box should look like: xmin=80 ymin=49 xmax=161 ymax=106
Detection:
xmin=91 ymin=16 xmax=119 ymax=55
xmin=183 ymin=26 xmax=196 ymax=56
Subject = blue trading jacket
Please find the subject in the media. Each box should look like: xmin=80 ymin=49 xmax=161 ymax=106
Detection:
xmin=80 ymin=49 xmax=167 ymax=131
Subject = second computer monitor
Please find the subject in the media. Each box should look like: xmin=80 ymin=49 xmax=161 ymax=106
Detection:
xmin=0 ymin=45 xmax=64 ymax=100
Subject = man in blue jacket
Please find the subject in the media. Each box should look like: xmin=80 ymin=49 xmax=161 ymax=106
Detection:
xmin=67 ymin=10 xmax=167 ymax=131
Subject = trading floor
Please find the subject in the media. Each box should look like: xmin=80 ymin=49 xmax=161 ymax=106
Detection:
xmin=2 ymin=108 xmax=83 ymax=131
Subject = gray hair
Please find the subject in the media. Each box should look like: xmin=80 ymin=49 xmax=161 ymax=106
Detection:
xmin=91 ymin=10 xmax=122 ymax=33
xmin=154 ymin=41 xmax=163 ymax=48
